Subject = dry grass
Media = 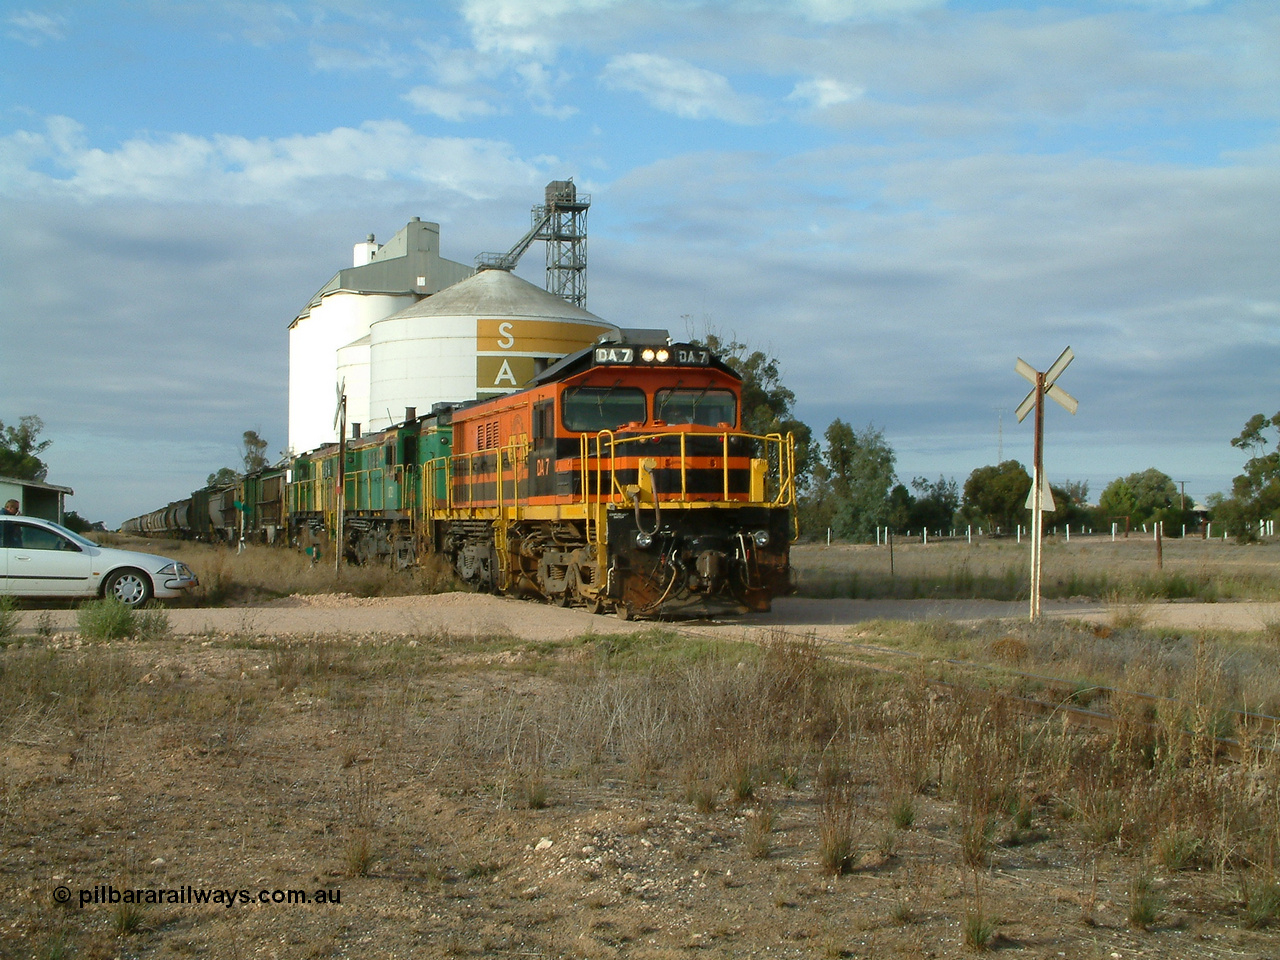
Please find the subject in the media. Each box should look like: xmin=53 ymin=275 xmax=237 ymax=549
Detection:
xmin=108 ymin=536 xmax=460 ymax=604
xmin=4 ymin=615 xmax=1280 ymax=957
xmin=793 ymin=536 xmax=1280 ymax=601
xmin=848 ymin=613 xmax=1280 ymax=721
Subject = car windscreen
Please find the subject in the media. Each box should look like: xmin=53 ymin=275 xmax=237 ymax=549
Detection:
xmin=562 ymin=386 xmax=647 ymax=432
xmin=49 ymin=523 xmax=97 ymax=549
xmin=654 ymin=388 xmax=737 ymax=427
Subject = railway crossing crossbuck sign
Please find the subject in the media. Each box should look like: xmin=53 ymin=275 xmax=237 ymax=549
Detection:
xmin=1015 ymin=347 xmax=1078 ymax=621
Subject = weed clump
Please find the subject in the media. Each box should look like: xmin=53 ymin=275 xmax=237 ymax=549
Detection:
xmin=962 ymin=908 xmax=996 ymax=951
xmin=74 ymin=599 xmax=170 ymax=641
xmin=1127 ymin=872 xmax=1163 ymax=931
xmin=0 ymin=595 xmax=18 ymax=641
xmin=818 ymin=786 xmax=858 ymax=876
xmin=343 ymin=833 xmax=375 ymax=877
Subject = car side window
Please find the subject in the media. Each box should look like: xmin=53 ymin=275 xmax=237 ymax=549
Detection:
xmin=0 ymin=520 xmax=15 ymax=549
xmin=16 ymin=524 xmax=81 ymax=552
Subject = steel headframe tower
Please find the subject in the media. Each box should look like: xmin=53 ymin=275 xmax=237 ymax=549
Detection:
xmin=542 ymin=180 xmax=588 ymax=308
xmin=475 ymin=179 xmax=590 ymax=308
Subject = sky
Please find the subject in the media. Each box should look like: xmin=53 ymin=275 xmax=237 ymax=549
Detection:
xmin=1 ymin=0 xmax=1277 ymax=527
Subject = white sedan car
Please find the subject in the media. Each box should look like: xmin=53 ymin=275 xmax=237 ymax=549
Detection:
xmin=0 ymin=516 xmax=198 ymax=607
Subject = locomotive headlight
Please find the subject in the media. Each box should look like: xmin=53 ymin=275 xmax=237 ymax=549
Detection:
xmin=655 ymin=348 xmax=670 ymax=362
xmin=635 ymin=531 xmax=655 ymax=549
xmin=641 ymin=348 xmax=656 ymax=362
xmin=751 ymin=529 xmax=771 ymax=547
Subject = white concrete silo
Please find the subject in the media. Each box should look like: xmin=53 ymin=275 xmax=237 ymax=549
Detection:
xmin=335 ymin=335 xmax=370 ymax=437
xmin=287 ymin=219 xmax=473 ymax=454
xmin=366 ymin=269 xmax=618 ymax=433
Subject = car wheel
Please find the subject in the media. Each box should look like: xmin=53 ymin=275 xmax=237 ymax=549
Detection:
xmin=104 ymin=568 xmax=153 ymax=608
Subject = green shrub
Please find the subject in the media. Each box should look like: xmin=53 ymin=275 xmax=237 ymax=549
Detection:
xmin=1244 ymin=881 xmax=1280 ymax=929
xmin=76 ymin=598 xmax=135 ymax=641
xmin=962 ymin=908 xmax=996 ymax=951
xmin=134 ymin=604 xmax=171 ymax=641
xmin=1127 ymin=872 xmax=1163 ymax=931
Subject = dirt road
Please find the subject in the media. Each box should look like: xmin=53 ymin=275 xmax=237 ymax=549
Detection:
xmin=12 ymin=591 xmax=1280 ymax=640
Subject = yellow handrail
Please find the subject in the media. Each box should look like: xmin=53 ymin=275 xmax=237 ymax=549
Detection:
xmin=584 ymin=429 xmax=795 ymax=508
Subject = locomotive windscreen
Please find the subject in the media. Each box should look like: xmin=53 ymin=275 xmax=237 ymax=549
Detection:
xmin=654 ymin=388 xmax=737 ymax=427
xmin=562 ymin=386 xmax=647 ymax=432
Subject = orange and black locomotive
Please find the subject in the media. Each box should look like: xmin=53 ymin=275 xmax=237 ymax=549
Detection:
xmin=430 ymin=336 xmax=797 ymax=617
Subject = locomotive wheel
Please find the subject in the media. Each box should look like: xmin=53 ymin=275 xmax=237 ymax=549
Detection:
xmin=615 ymin=602 xmax=632 ymax=621
xmin=587 ymin=596 xmax=605 ymax=615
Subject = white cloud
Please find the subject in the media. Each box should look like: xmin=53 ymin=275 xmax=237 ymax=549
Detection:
xmin=1105 ymin=0 xmax=1215 ymax=8
xmin=1 ymin=117 xmax=547 ymax=206
xmin=403 ymin=86 xmax=497 ymax=121
xmin=515 ymin=61 xmax=579 ymax=119
xmin=783 ymin=0 xmax=944 ymax=23
xmin=309 ymin=40 xmax=418 ymax=76
xmin=5 ymin=10 xmax=67 ymax=46
xmin=219 ymin=1 xmax=300 ymax=47
xmin=600 ymin=53 xmax=761 ymax=123
xmin=787 ymin=77 xmax=864 ymax=111
xmin=460 ymin=0 xmax=623 ymax=58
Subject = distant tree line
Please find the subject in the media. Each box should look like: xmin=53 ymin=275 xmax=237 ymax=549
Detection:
xmin=700 ymin=340 xmax=1234 ymax=542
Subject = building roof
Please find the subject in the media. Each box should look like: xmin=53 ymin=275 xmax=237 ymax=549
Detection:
xmin=378 ymin=268 xmax=610 ymax=324
xmin=0 ymin=475 xmax=74 ymax=495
